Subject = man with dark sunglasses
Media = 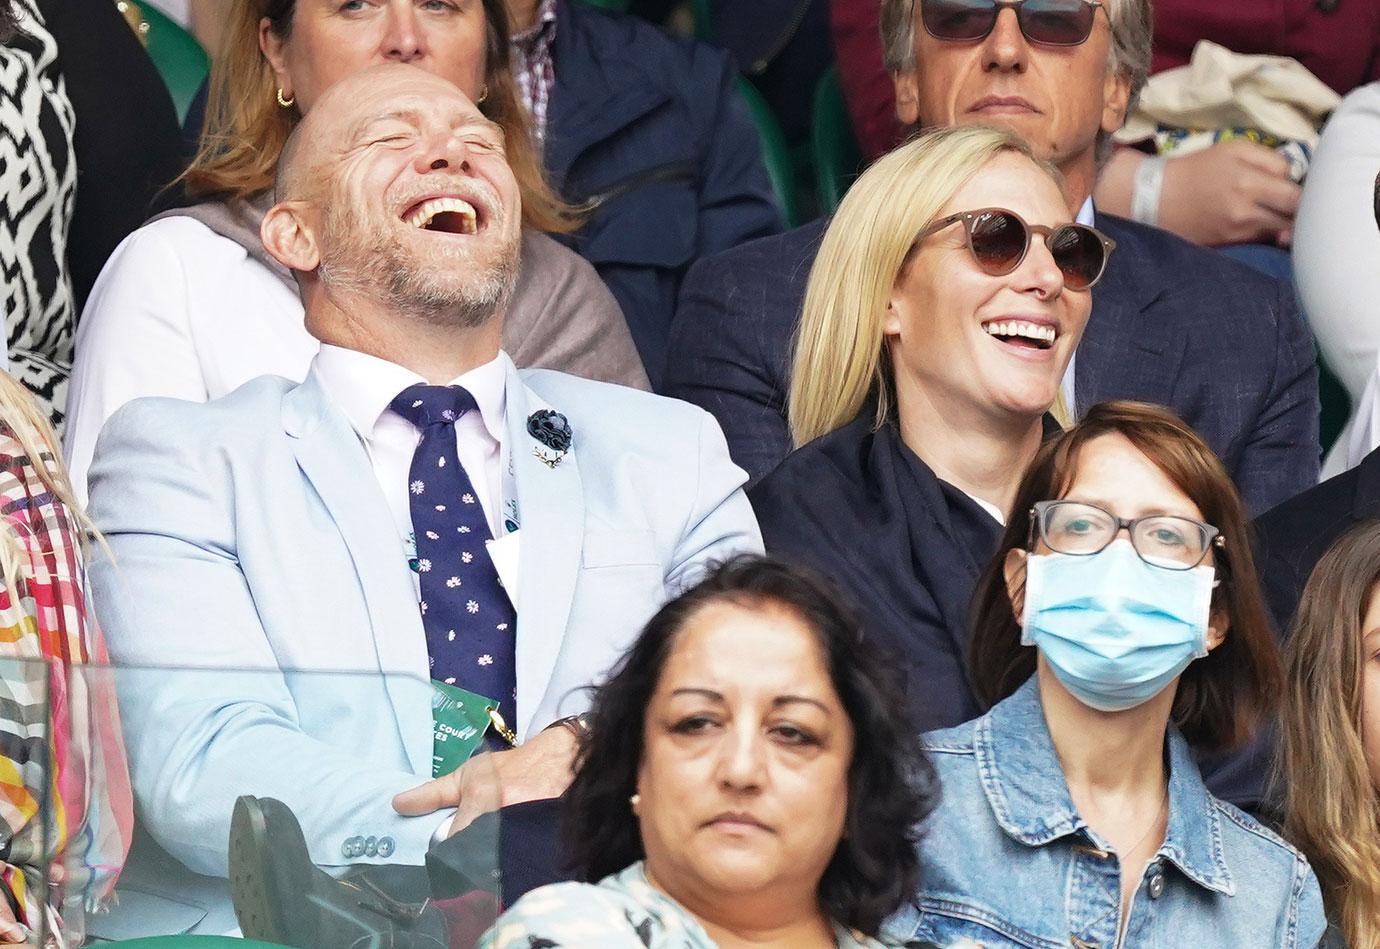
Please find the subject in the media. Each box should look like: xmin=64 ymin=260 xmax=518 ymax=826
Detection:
xmin=666 ymin=0 xmax=1318 ymax=526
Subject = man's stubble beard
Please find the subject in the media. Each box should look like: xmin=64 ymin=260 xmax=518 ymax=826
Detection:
xmin=319 ymin=202 xmax=520 ymax=331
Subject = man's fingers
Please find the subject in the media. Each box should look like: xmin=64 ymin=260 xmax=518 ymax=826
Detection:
xmin=392 ymin=774 xmax=458 ymax=816
xmin=1228 ymin=139 xmax=1292 ymax=177
xmin=1251 ymin=174 xmax=1302 ymax=218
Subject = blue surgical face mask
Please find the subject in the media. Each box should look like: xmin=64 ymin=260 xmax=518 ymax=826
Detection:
xmin=1019 ymin=540 xmax=1215 ymax=712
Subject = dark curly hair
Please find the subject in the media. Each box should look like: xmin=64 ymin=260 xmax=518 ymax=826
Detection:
xmin=562 ymin=555 xmax=937 ymax=936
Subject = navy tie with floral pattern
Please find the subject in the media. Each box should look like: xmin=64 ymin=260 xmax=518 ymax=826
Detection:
xmin=390 ymin=384 xmax=516 ymax=728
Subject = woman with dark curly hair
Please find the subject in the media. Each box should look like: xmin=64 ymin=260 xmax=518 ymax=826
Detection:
xmin=478 ymin=555 xmax=937 ymax=948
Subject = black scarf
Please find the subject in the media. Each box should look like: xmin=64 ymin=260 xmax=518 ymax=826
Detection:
xmin=749 ymin=413 xmax=1008 ymax=731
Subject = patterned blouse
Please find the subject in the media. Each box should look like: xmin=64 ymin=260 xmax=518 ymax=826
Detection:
xmin=1 ymin=0 xmax=77 ymax=426
xmin=479 ymin=861 xmax=903 ymax=949
xmin=0 ymin=423 xmax=131 ymax=937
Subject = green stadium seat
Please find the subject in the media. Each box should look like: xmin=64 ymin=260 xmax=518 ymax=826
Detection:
xmin=811 ymin=66 xmax=863 ymax=214
xmin=1319 ymin=354 xmax=1352 ymax=458
xmin=736 ymin=77 xmax=800 ymax=228
xmin=128 ymin=1 xmax=210 ymax=125
xmin=576 ymin=0 xmax=633 ymax=11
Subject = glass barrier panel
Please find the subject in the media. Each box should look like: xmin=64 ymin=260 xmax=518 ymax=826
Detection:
xmin=55 ymin=664 xmax=501 ymax=948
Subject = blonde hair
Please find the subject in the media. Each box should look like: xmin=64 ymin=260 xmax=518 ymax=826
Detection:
xmin=788 ymin=125 xmax=1059 ymax=447
xmin=181 ymin=0 xmax=576 ymax=234
xmin=0 ymin=373 xmax=103 ymax=585
xmin=1281 ymin=521 xmax=1380 ymax=948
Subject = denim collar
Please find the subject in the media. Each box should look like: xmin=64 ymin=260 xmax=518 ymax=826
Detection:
xmin=975 ymin=677 xmax=1234 ymax=895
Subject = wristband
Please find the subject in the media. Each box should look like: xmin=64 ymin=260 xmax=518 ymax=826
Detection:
xmin=1131 ymin=155 xmax=1167 ymax=226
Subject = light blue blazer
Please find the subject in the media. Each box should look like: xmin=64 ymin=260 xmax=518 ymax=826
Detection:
xmin=85 ymin=355 xmax=761 ymax=888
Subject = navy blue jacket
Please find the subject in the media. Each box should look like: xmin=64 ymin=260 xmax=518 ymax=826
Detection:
xmin=665 ymin=212 xmax=1320 ymax=514
xmin=545 ymin=1 xmax=782 ymax=386
xmin=1255 ymin=444 xmax=1380 ymax=633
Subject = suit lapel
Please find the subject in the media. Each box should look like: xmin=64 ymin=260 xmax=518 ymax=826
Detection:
xmin=1076 ymin=216 xmax=1186 ymax=415
xmin=504 ymin=361 xmax=585 ymax=739
xmin=283 ymin=371 xmax=432 ymax=774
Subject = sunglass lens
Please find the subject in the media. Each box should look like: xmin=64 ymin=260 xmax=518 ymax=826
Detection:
xmin=1048 ymin=225 xmax=1105 ymax=289
xmin=968 ymin=210 xmax=1028 ymax=275
xmin=1018 ymin=0 xmax=1096 ymax=45
xmin=921 ymin=0 xmax=999 ymax=41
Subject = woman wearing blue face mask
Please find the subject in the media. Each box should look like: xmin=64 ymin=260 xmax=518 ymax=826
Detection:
xmin=886 ymin=400 xmax=1326 ymax=948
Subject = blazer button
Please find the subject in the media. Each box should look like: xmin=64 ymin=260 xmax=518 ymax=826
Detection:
xmin=341 ymin=836 xmax=360 ymax=859
xmin=364 ymin=836 xmax=379 ymax=858
xmin=1148 ymin=869 xmax=1166 ymax=900
xmin=378 ymin=836 xmax=396 ymax=857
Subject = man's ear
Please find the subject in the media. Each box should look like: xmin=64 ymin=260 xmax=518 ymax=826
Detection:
xmin=1003 ymin=548 xmax=1028 ymax=621
xmin=1101 ymin=66 xmax=1133 ymax=137
xmin=261 ymin=201 xmax=320 ymax=274
xmin=892 ymin=69 xmax=921 ymax=126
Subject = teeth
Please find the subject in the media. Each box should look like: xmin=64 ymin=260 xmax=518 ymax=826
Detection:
xmin=983 ymin=320 xmax=1056 ymax=345
xmin=404 ymin=196 xmax=478 ymax=233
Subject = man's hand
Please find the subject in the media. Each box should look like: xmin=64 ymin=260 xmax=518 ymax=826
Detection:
xmin=392 ymin=724 xmax=579 ymax=837
xmin=1158 ymin=140 xmax=1302 ymax=247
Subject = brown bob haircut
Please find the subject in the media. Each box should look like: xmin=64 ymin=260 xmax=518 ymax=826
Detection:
xmin=968 ymin=400 xmax=1282 ymax=752
xmin=182 ymin=0 xmax=574 ymax=233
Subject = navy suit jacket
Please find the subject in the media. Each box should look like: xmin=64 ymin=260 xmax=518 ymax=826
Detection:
xmin=545 ymin=1 xmax=782 ymax=387
xmin=1255 ymin=444 xmax=1380 ymax=633
xmin=665 ymin=212 xmax=1321 ymax=514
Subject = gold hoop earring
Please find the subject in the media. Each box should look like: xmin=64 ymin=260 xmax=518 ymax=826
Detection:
xmin=276 ymin=87 xmax=295 ymax=109
xmin=477 ymin=84 xmax=489 ymax=105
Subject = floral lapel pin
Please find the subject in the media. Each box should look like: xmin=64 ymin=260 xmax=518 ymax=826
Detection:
xmin=527 ymin=409 xmax=573 ymax=469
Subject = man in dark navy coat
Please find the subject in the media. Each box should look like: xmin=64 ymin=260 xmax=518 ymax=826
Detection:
xmin=665 ymin=0 xmax=1319 ymax=514
xmin=536 ymin=0 xmax=783 ymax=387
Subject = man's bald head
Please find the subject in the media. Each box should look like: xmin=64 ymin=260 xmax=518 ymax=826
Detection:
xmin=274 ymin=64 xmax=476 ymax=204
xmin=261 ymin=61 xmax=523 ymax=343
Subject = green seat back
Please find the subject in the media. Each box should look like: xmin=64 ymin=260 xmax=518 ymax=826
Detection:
xmin=811 ymin=66 xmax=863 ymax=215
xmin=130 ymin=0 xmax=210 ymax=124
xmin=101 ymin=937 xmax=289 ymax=949
xmin=735 ymin=77 xmax=799 ymax=228
xmin=576 ymin=0 xmax=632 ymax=11
xmin=1319 ymin=354 xmax=1352 ymax=458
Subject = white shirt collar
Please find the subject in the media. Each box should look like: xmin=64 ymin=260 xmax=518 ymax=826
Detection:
xmin=1077 ymin=196 xmax=1095 ymax=227
xmin=313 ymin=344 xmax=508 ymax=445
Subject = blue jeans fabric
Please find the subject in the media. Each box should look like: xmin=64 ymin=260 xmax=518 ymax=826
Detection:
xmin=887 ymin=677 xmax=1326 ymax=948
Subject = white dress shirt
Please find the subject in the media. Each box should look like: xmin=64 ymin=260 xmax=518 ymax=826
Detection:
xmin=313 ymin=345 xmax=511 ymax=549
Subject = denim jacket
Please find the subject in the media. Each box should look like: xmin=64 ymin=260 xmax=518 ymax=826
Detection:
xmin=887 ymin=678 xmax=1326 ymax=948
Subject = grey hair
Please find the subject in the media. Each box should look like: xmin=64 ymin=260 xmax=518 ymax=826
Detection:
xmin=880 ymin=0 xmax=1154 ymax=112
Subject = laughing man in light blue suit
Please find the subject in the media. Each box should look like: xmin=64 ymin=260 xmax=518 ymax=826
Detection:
xmin=84 ymin=64 xmax=760 ymax=929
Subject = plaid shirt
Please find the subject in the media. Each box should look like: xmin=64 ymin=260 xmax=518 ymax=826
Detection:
xmin=510 ymin=0 xmax=559 ymax=144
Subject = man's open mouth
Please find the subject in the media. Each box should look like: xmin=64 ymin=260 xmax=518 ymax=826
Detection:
xmin=402 ymin=196 xmax=481 ymax=235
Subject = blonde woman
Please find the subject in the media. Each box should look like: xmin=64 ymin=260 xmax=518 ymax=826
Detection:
xmin=1281 ymin=520 xmax=1380 ymax=948
xmin=64 ymin=0 xmax=648 ymax=502
xmin=0 ymin=371 xmax=130 ymax=945
xmin=748 ymin=124 xmax=1112 ymax=733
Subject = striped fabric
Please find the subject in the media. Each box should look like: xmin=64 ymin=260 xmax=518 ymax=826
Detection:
xmin=0 ymin=426 xmax=131 ymax=938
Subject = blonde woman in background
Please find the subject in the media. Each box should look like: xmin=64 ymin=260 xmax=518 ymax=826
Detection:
xmin=748 ymin=124 xmax=1112 ymax=737
xmin=0 ymin=370 xmax=130 ymax=945
xmin=1281 ymin=519 xmax=1380 ymax=948
xmin=65 ymin=0 xmax=648 ymax=502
